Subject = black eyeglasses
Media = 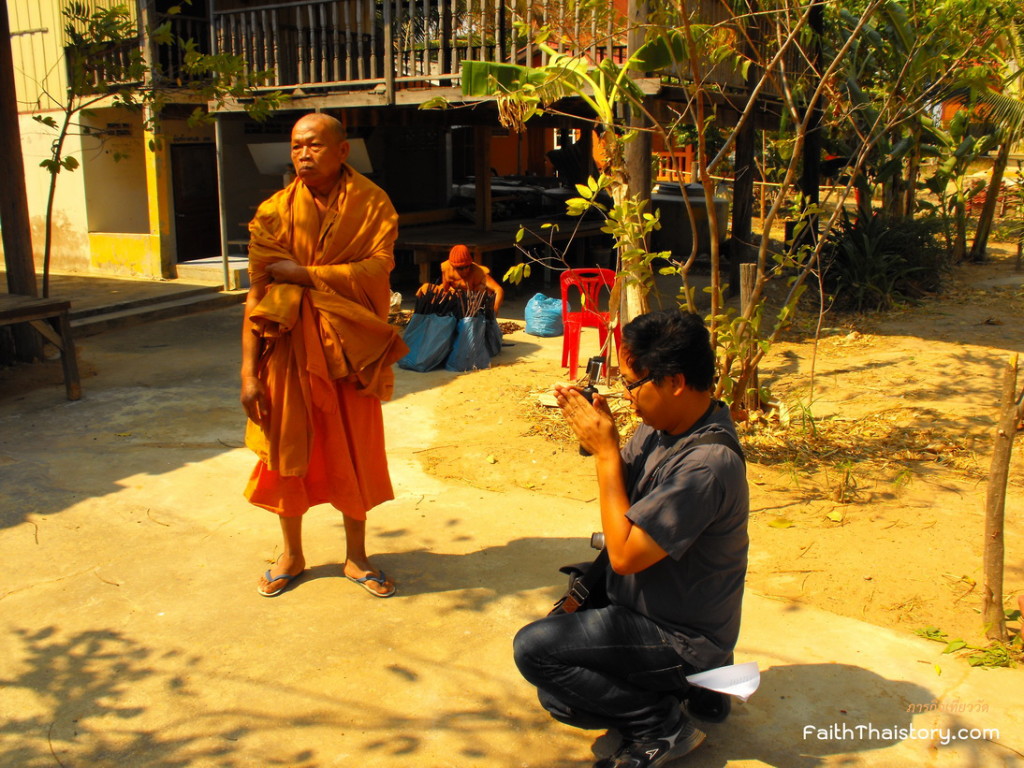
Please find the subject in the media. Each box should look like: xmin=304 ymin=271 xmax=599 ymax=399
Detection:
xmin=618 ymin=373 xmax=655 ymax=393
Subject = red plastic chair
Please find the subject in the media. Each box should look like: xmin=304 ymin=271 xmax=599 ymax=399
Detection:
xmin=560 ymin=268 xmax=621 ymax=381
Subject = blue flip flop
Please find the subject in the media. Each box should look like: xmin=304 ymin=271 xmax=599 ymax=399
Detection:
xmin=345 ymin=570 xmax=396 ymax=598
xmin=257 ymin=569 xmax=304 ymax=597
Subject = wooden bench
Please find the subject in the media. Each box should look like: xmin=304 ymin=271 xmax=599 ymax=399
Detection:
xmin=0 ymin=294 xmax=82 ymax=401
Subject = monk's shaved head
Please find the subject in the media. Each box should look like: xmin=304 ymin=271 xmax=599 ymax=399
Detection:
xmin=291 ymin=112 xmax=350 ymax=195
xmin=293 ymin=113 xmax=346 ymax=143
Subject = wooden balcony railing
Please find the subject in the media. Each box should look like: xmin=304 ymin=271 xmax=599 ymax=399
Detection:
xmin=211 ymin=0 xmax=628 ymax=99
xmin=155 ymin=12 xmax=211 ymax=83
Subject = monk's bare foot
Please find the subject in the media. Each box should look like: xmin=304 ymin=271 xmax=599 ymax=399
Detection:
xmin=257 ymin=554 xmax=306 ymax=597
xmin=343 ymin=559 xmax=396 ymax=597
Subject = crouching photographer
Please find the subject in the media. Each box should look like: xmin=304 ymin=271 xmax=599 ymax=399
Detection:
xmin=512 ymin=310 xmax=749 ymax=768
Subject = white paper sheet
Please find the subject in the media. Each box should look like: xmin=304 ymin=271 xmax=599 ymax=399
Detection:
xmin=684 ymin=661 xmax=760 ymax=702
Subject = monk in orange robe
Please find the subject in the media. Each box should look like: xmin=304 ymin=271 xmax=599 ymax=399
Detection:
xmin=241 ymin=113 xmax=407 ymax=598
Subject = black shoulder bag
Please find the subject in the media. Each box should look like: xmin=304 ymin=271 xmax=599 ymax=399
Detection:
xmin=548 ymin=431 xmax=744 ymax=616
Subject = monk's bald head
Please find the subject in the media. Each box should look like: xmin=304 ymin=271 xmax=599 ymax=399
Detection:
xmin=293 ymin=113 xmax=346 ymax=142
xmin=291 ymin=113 xmax=350 ymax=195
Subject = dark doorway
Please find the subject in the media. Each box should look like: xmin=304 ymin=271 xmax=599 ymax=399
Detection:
xmin=170 ymin=143 xmax=220 ymax=262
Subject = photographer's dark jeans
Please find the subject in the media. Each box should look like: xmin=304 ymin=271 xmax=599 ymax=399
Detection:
xmin=513 ymin=605 xmax=695 ymax=741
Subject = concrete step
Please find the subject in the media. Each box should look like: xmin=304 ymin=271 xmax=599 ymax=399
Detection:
xmin=175 ymin=256 xmax=249 ymax=290
xmin=71 ymin=290 xmax=246 ymax=337
xmin=69 ymin=285 xmax=224 ymax=321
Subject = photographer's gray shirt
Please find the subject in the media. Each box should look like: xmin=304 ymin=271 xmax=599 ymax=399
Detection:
xmin=606 ymin=403 xmax=749 ymax=670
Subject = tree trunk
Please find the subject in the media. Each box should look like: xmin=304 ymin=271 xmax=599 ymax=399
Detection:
xmin=615 ymin=0 xmax=653 ymax=325
xmin=952 ymin=199 xmax=967 ymax=263
xmin=0 ymin=0 xmax=36 ymax=298
xmin=0 ymin=0 xmax=42 ymax=359
xmin=983 ymin=355 xmax=1018 ymax=642
xmin=901 ymin=129 xmax=922 ymax=218
xmin=739 ymin=263 xmax=760 ymax=412
xmin=969 ymin=139 xmax=1011 ymax=262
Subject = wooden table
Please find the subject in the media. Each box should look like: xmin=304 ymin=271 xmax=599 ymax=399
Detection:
xmin=397 ymin=216 xmax=609 ymax=283
xmin=0 ymin=294 xmax=81 ymax=400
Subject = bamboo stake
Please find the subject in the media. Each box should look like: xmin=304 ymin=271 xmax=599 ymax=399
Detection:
xmin=983 ymin=353 xmax=1022 ymax=642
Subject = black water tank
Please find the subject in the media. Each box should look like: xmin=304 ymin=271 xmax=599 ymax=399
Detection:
xmin=650 ymin=183 xmax=729 ymax=259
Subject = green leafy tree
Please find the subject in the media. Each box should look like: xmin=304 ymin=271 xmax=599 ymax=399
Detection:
xmin=33 ymin=2 xmax=284 ymax=297
xmin=438 ymin=1 xmax=887 ymax=406
xmin=431 ymin=0 xmax=1013 ymax=406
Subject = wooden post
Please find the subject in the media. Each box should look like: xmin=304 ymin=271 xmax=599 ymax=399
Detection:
xmin=728 ymin=1 xmax=760 ymax=297
xmin=798 ymin=0 xmax=824 ymax=247
xmin=983 ymin=354 xmax=1019 ymax=641
xmin=473 ymin=125 xmax=492 ymax=231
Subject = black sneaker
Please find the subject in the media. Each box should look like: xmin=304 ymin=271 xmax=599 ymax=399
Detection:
xmin=594 ymin=719 xmax=706 ymax=768
xmin=684 ymin=687 xmax=731 ymax=723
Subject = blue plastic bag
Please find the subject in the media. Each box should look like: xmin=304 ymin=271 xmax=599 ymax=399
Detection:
xmin=446 ymin=316 xmax=491 ymax=372
xmin=398 ymin=313 xmax=458 ymax=372
xmin=525 ymin=293 xmax=563 ymax=337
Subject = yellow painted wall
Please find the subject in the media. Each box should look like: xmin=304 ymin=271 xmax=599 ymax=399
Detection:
xmin=81 ymin=108 xmax=150 ymax=234
xmin=88 ymin=233 xmax=164 ymax=277
xmin=9 ymin=1 xmax=171 ymax=278
xmin=17 ymin=114 xmax=92 ymax=274
xmin=15 ymin=105 xmax=182 ymax=279
xmin=144 ymin=117 xmax=177 ymax=278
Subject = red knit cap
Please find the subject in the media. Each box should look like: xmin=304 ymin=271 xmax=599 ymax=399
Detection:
xmin=448 ymin=245 xmax=473 ymax=267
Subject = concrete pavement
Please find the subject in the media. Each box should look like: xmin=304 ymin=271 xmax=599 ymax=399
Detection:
xmin=0 ymin=296 xmax=1022 ymax=767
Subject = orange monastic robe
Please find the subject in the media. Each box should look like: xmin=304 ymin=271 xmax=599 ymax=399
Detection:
xmin=243 ymin=166 xmax=408 ymax=518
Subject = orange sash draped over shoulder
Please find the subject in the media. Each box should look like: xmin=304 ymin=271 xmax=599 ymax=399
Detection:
xmin=244 ymin=166 xmax=408 ymax=480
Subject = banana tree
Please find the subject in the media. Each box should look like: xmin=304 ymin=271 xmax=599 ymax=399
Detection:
xmin=920 ymin=109 xmax=997 ymax=261
xmin=460 ymin=39 xmax=668 ymax=323
xmin=968 ymin=26 xmax=1024 ymax=260
xmin=445 ymin=5 xmax=877 ymax=407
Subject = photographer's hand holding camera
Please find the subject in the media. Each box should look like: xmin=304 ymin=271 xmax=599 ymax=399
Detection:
xmin=515 ymin=310 xmax=750 ymax=768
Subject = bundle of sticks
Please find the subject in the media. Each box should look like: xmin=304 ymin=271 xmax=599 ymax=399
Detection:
xmin=415 ymin=286 xmax=495 ymax=318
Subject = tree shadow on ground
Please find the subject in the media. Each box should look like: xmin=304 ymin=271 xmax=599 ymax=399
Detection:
xmin=0 ymin=626 xmax=318 ymax=768
xmin=0 ymin=622 xmax=587 ymax=768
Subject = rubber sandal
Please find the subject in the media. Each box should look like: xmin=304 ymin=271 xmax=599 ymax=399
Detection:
xmin=257 ymin=569 xmax=304 ymax=597
xmin=346 ymin=570 xmax=396 ymax=598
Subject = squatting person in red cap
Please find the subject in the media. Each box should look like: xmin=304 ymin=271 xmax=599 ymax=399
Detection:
xmin=417 ymin=244 xmax=505 ymax=311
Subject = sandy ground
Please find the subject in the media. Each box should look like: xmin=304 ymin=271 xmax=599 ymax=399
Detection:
xmin=424 ymin=246 xmax=1024 ymax=651
xmin=2 ymin=254 xmax=1023 ymax=766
